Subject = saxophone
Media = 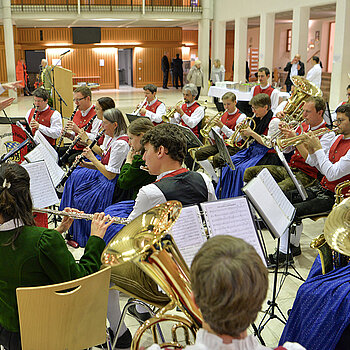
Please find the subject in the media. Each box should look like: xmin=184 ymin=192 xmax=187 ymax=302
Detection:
xmin=310 ymin=180 xmax=350 ymax=274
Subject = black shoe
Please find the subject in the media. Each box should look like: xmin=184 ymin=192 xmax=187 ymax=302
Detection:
xmin=128 ymin=304 xmax=151 ymax=323
xmin=97 ymin=328 xmax=132 ymax=349
xmin=268 ymin=251 xmax=294 ymax=267
xmin=290 ymin=244 xmax=301 ymax=257
xmin=163 ymin=87 xmax=169 ymax=89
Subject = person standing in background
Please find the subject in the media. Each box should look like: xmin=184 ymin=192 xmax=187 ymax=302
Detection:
xmin=161 ymin=52 xmax=170 ymax=89
xmin=15 ymin=59 xmax=30 ymax=96
xmin=211 ymin=59 xmax=226 ymax=112
xmin=306 ymin=56 xmax=322 ymax=88
xmin=284 ymin=54 xmax=305 ymax=92
xmin=40 ymin=59 xmax=52 ymax=94
xmin=187 ymin=60 xmax=203 ymax=100
xmin=172 ymin=53 xmax=183 ymax=89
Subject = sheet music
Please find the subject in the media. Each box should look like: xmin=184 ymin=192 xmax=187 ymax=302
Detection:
xmin=21 ymin=161 xmax=59 ymax=208
xmin=200 ymin=197 xmax=265 ymax=264
xmin=257 ymin=167 xmax=295 ymax=221
xmin=24 ymin=143 xmax=64 ymax=187
xmin=170 ymin=205 xmax=207 ymax=267
xmin=34 ymin=131 xmax=59 ymax=163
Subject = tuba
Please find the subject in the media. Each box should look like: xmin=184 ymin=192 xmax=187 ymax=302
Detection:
xmin=310 ymin=181 xmax=350 ymax=274
xmin=162 ymin=100 xmax=184 ymax=123
xmin=102 ymin=201 xmax=202 ymax=349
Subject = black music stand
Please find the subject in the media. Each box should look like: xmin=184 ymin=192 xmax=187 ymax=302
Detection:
xmin=211 ymin=128 xmax=235 ymax=198
xmin=126 ymin=114 xmax=147 ymax=124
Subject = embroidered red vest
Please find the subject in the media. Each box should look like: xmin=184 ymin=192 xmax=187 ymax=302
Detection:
xmin=143 ymin=99 xmax=163 ymax=125
xmin=72 ymin=106 xmax=96 ymax=151
xmin=221 ymin=109 xmax=242 ymax=139
xmin=289 ymin=122 xmax=327 ymax=178
xmin=180 ymin=102 xmax=201 ymax=136
xmin=28 ymin=107 xmax=56 ymax=145
xmin=101 ymin=135 xmax=129 ymax=165
xmin=321 ymin=136 xmax=350 ymax=193
xmin=253 ymin=85 xmax=275 ymax=97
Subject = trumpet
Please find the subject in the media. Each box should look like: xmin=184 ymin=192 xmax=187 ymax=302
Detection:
xmin=132 ymin=97 xmax=147 ymax=115
xmin=162 ymin=100 xmax=184 ymax=123
xmin=226 ymin=117 xmax=256 ymax=149
xmin=276 ymin=126 xmax=338 ymax=151
xmin=200 ymin=111 xmax=225 ymax=139
xmin=33 ymin=207 xmax=130 ymax=225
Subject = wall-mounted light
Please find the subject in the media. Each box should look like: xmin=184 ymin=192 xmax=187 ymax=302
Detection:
xmin=46 ymin=47 xmax=73 ymax=55
xmin=92 ymin=47 xmax=117 ymax=54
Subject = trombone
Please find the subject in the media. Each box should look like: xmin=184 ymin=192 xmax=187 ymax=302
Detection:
xmin=226 ymin=117 xmax=256 ymax=149
xmin=162 ymin=100 xmax=184 ymax=123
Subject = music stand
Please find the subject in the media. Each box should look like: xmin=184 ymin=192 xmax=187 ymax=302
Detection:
xmin=177 ymin=124 xmax=203 ymax=148
xmin=125 ymin=114 xmax=148 ymax=124
xmin=211 ymin=128 xmax=235 ymax=198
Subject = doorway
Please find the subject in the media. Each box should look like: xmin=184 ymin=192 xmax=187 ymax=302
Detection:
xmin=25 ymin=50 xmax=46 ymax=92
xmin=118 ymin=49 xmax=133 ymax=86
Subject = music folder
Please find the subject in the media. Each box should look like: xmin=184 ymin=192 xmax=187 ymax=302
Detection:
xmin=211 ymin=128 xmax=235 ymax=171
xmin=177 ymin=124 xmax=203 ymax=148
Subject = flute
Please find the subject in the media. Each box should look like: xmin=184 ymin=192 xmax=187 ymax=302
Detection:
xmin=33 ymin=207 xmax=130 ymax=225
xmin=56 ymin=106 xmax=78 ymax=150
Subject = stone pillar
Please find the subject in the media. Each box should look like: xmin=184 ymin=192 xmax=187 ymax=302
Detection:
xmin=291 ymin=6 xmax=310 ymax=66
xmin=212 ymin=19 xmax=226 ymax=68
xmin=329 ymin=0 xmax=350 ymax=109
xmin=259 ymin=12 xmax=275 ymax=73
xmin=233 ymin=17 xmax=248 ymax=83
xmin=198 ymin=0 xmax=211 ymax=94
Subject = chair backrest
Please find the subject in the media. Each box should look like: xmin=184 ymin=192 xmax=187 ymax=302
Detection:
xmin=16 ymin=266 xmax=111 ymax=350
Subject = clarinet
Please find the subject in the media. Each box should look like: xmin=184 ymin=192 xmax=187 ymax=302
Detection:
xmin=56 ymin=106 xmax=78 ymax=150
xmin=59 ymin=114 xmax=97 ymax=164
xmin=57 ymin=128 xmax=105 ymax=188
xmin=29 ymin=107 xmax=38 ymax=137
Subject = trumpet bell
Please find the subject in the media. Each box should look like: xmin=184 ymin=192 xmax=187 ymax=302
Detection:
xmin=324 ymin=197 xmax=350 ymax=257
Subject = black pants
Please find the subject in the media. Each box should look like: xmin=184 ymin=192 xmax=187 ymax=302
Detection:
xmin=0 ymin=324 xmax=21 ymax=350
xmin=162 ymin=70 xmax=169 ymax=88
xmin=286 ymin=83 xmax=292 ymax=93
xmin=173 ymin=71 xmax=183 ymax=89
xmin=195 ymin=87 xmax=201 ymax=100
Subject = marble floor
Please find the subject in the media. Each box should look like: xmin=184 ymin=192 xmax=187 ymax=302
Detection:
xmin=3 ymin=86 xmax=325 ymax=349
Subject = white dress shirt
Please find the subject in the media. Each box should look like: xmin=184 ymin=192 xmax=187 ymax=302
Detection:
xmin=211 ymin=109 xmax=247 ymax=139
xmin=25 ymin=105 xmax=62 ymax=140
xmin=172 ymin=102 xmax=205 ymax=128
xmin=251 ymin=85 xmax=280 ymax=113
xmin=306 ymin=135 xmax=350 ymax=181
xmin=100 ymin=134 xmax=130 ymax=174
xmin=142 ymin=98 xmax=166 ymax=124
xmin=306 ymin=64 xmax=322 ymax=88
xmin=128 ymin=170 xmax=217 ymax=221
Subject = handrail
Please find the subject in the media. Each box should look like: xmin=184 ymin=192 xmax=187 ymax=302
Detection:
xmin=307 ymin=50 xmax=320 ymax=63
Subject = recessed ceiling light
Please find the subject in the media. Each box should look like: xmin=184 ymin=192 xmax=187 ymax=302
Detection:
xmin=155 ymin=19 xmax=176 ymax=21
xmin=90 ymin=18 xmax=127 ymax=21
xmin=37 ymin=19 xmax=56 ymax=21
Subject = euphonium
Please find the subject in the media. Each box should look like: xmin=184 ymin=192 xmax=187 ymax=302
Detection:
xmin=200 ymin=111 xmax=225 ymax=139
xmin=311 ymin=180 xmax=350 ymax=274
xmin=102 ymin=201 xmax=202 ymax=349
xmin=162 ymin=100 xmax=184 ymax=123
xmin=226 ymin=117 xmax=256 ymax=149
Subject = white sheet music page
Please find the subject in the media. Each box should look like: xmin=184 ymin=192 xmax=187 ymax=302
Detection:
xmin=24 ymin=143 xmax=64 ymax=187
xmin=200 ymin=198 xmax=265 ymax=265
xmin=21 ymin=161 xmax=59 ymax=208
xmin=34 ymin=131 xmax=59 ymax=163
xmin=257 ymin=168 xmax=295 ymax=221
xmin=170 ymin=205 xmax=207 ymax=268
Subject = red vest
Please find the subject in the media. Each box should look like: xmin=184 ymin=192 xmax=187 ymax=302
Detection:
xmin=72 ymin=106 xmax=96 ymax=151
xmin=321 ymin=135 xmax=350 ymax=193
xmin=289 ymin=122 xmax=327 ymax=178
xmin=253 ymin=85 xmax=275 ymax=97
xmin=180 ymin=102 xmax=201 ymax=136
xmin=101 ymin=135 xmax=129 ymax=166
xmin=28 ymin=107 xmax=56 ymax=145
xmin=143 ymin=99 xmax=163 ymax=125
xmin=221 ymin=109 xmax=242 ymax=139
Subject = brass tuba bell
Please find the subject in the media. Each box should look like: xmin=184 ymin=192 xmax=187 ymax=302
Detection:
xmin=102 ymin=200 xmax=202 ymax=349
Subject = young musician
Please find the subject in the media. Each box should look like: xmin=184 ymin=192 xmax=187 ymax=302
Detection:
xmin=117 ymin=118 xmax=157 ymax=199
xmin=251 ymin=67 xmax=279 ymax=112
xmin=138 ymin=84 xmax=166 ymax=125
xmin=25 ymin=88 xmax=62 ymax=146
xmin=194 ymin=92 xmax=247 ymax=168
xmin=59 ymin=108 xmax=129 ymax=248
xmin=59 ymin=86 xmax=100 ymax=165
xmin=147 ymin=236 xmax=305 ymax=350
xmin=0 ymin=162 xmax=112 ymax=350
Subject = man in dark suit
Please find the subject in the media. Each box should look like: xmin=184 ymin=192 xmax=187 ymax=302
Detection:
xmin=284 ymin=54 xmax=305 ymax=92
xmin=161 ymin=52 xmax=169 ymax=89
xmin=172 ymin=53 xmax=183 ymax=89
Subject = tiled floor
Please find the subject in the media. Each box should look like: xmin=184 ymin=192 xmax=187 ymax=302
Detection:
xmin=4 ymin=86 xmax=324 ymax=349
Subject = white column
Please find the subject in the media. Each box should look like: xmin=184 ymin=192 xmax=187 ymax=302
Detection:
xmin=198 ymin=0 xmax=211 ymax=94
xmin=234 ymin=17 xmax=248 ymax=83
xmin=291 ymin=6 xmax=310 ymax=65
xmin=329 ymin=0 xmax=350 ymax=109
xmin=259 ymin=12 xmax=275 ymax=72
xmin=2 ymin=0 xmax=17 ymax=100
xmin=212 ymin=19 xmax=226 ymax=68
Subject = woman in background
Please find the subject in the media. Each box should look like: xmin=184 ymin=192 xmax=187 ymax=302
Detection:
xmin=210 ymin=58 xmax=226 ymax=111
xmin=187 ymin=60 xmax=203 ymax=100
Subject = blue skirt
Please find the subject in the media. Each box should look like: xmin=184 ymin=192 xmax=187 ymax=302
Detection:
xmin=103 ymin=200 xmax=135 ymax=245
xmin=216 ymin=142 xmax=269 ymax=199
xmin=279 ymin=256 xmax=350 ymax=350
xmin=60 ymin=166 xmax=118 ymax=247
